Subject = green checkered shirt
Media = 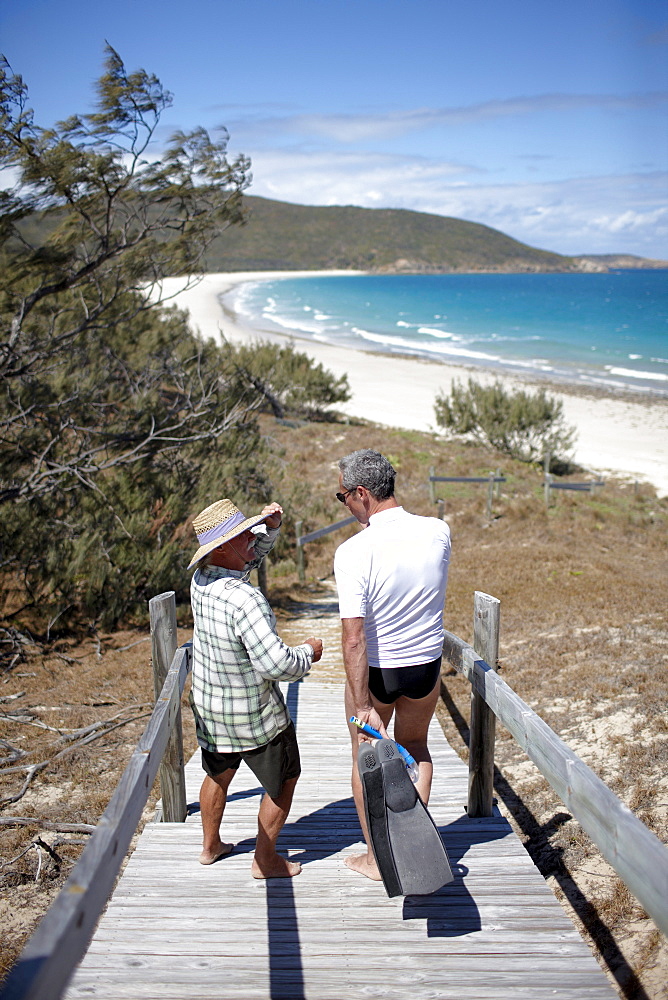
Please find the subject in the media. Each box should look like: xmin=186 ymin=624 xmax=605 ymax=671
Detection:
xmin=189 ymin=527 xmax=313 ymax=752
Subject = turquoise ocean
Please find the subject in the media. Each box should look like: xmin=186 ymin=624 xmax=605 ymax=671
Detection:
xmin=230 ymin=270 xmax=668 ymax=398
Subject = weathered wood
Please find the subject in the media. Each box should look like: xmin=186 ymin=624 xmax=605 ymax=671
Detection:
xmin=295 ymin=519 xmax=305 ymax=581
xmin=149 ymin=592 xmax=186 ymax=823
xmin=442 ymin=627 xmax=668 ymax=937
xmin=430 ymin=475 xmax=506 ymax=484
xmin=0 ymin=645 xmax=191 ymax=1000
xmin=548 ymin=481 xmax=605 ymax=492
xmin=256 ymin=557 xmax=268 ymax=598
xmin=467 ymin=593 xmax=499 ymax=817
xmin=296 ymin=515 xmax=356 ymax=546
xmin=486 ymin=474 xmax=494 ymax=518
xmin=65 ymin=680 xmax=616 ymax=1000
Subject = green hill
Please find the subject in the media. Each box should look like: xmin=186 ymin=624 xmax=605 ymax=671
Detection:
xmin=204 ymin=196 xmax=583 ymax=273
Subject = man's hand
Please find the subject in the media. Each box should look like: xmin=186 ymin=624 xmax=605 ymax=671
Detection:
xmin=353 ymin=707 xmax=387 ymax=741
xmin=305 ymin=638 xmax=323 ymax=662
xmin=260 ymin=502 xmax=283 ymax=530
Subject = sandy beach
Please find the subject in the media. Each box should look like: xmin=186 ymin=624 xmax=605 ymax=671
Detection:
xmin=153 ymin=272 xmax=668 ymax=497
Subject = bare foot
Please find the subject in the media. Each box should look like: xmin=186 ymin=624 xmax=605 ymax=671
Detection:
xmin=199 ymin=841 xmax=233 ymax=865
xmin=251 ymin=855 xmax=301 ymax=879
xmin=345 ymin=853 xmax=382 ymax=881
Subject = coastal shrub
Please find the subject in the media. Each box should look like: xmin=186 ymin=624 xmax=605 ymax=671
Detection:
xmin=229 ymin=340 xmax=350 ymax=419
xmin=434 ymin=378 xmax=575 ymax=464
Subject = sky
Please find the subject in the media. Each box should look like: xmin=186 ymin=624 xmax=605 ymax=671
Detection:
xmin=2 ymin=0 xmax=667 ymax=258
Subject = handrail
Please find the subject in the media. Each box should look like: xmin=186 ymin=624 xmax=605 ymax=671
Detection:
xmin=294 ymin=515 xmax=357 ymax=581
xmin=544 ymin=473 xmax=605 ymax=507
xmin=0 ymin=636 xmax=192 ymax=1000
xmin=443 ymin=594 xmax=668 ymax=938
xmin=428 ymin=466 xmax=505 ymax=518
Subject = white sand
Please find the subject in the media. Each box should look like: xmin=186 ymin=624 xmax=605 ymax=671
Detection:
xmin=152 ymin=272 xmax=668 ymax=497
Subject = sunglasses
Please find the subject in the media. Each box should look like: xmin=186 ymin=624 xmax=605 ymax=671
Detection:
xmin=336 ymin=487 xmax=358 ymax=503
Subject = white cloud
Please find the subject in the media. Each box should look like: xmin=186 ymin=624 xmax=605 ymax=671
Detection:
xmin=247 ymin=148 xmax=668 ymax=257
xmin=227 ymin=92 xmax=668 ymax=145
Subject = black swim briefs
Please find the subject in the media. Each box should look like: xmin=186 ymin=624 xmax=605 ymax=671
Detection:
xmin=368 ymin=656 xmax=442 ymax=704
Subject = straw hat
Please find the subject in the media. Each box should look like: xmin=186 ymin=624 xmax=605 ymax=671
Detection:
xmin=187 ymin=498 xmax=270 ymax=570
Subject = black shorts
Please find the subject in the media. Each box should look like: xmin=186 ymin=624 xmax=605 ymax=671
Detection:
xmin=201 ymin=722 xmax=300 ymax=800
xmin=368 ymin=657 xmax=442 ymax=704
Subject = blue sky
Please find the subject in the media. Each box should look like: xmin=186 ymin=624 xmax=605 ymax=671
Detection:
xmin=2 ymin=0 xmax=667 ymax=257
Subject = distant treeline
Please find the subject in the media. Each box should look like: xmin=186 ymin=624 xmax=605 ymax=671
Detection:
xmin=202 ymin=196 xmax=668 ymax=274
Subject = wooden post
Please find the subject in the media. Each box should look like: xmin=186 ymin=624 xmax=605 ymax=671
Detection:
xmin=149 ymin=592 xmax=187 ymax=822
xmin=544 ymin=473 xmax=552 ymax=509
xmin=486 ymin=474 xmax=494 ymax=519
xmin=257 ymin=556 xmax=268 ymax=598
xmin=295 ymin=520 xmax=305 ymax=582
xmin=468 ymin=591 xmax=500 ymax=818
xmin=428 ymin=466 xmax=435 ymax=504
xmin=495 ymin=468 xmax=502 ymax=498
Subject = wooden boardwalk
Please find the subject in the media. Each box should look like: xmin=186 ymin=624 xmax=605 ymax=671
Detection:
xmin=66 ymin=678 xmax=616 ymax=1000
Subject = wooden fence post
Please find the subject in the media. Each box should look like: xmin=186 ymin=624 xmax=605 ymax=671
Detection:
xmin=544 ymin=473 xmax=552 ymax=509
xmin=428 ymin=466 xmax=435 ymax=505
xmin=467 ymin=591 xmax=500 ymax=818
xmin=486 ymin=474 xmax=494 ymax=519
xmin=149 ymin=592 xmax=187 ymax=822
xmin=257 ymin=557 xmax=268 ymax=598
xmin=295 ymin=520 xmax=305 ymax=582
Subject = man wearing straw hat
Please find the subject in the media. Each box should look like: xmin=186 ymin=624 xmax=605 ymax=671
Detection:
xmin=188 ymin=497 xmax=323 ymax=878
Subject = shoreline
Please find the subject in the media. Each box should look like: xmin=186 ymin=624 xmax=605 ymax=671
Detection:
xmin=153 ymin=272 xmax=668 ymax=497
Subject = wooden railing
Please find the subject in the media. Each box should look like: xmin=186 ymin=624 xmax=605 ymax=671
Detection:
xmin=429 ymin=466 xmax=506 ymax=519
xmin=3 ymin=588 xmax=666 ymax=1000
xmin=445 ymin=591 xmax=668 ymax=939
xmin=544 ymin=473 xmax=605 ymax=507
xmin=294 ymin=515 xmax=357 ymax=581
xmin=0 ymin=592 xmax=189 ymax=1000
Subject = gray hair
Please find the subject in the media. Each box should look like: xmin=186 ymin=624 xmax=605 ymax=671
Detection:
xmin=338 ymin=449 xmax=396 ymax=501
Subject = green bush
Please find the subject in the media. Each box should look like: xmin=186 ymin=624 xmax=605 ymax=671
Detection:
xmin=434 ymin=378 xmax=575 ymax=464
xmin=229 ymin=340 xmax=350 ymax=419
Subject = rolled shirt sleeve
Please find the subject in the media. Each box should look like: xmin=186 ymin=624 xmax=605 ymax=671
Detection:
xmin=190 ymin=564 xmax=312 ymax=752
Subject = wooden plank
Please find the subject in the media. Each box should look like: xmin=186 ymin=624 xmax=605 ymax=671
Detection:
xmin=0 ymin=646 xmax=191 ymax=1000
xmin=297 ymin=515 xmax=357 ymax=546
xmin=429 ymin=476 xmax=506 ymax=484
xmin=149 ymin=592 xmax=187 ymax=823
xmin=64 ymin=679 xmax=616 ymax=1000
xmin=467 ymin=592 xmax=499 ymax=817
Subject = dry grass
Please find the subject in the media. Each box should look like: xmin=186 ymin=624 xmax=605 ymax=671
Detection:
xmin=1 ymin=413 xmax=666 ymax=997
xmin=0 ymin=628 xmax=196 ymax=980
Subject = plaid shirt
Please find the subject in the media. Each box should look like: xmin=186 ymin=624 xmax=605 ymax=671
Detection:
xmin=189 ymin=526 xmax=313 ymax=752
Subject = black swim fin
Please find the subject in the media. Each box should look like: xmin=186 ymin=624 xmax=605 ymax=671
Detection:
xmin=360 ymin=738 xmax=453 ymax=897
xmin=358 ymin=742 xmax=402 ymax=896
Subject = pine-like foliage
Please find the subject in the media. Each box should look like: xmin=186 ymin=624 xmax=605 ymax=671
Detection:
xmin=0 ymin=49 xmax=348 ymax=632
xmin=230 ymin=340 xmax=350 ymax=419
xmin=434 ymin=378 xmax=575 ymax=464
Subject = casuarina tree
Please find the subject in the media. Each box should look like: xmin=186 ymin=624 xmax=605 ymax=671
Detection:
xmin=0 ymin=48 xmax=267 ymax=633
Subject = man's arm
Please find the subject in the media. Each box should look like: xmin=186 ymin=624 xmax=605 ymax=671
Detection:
xmin=238 ymin=590 xmax=318 ymax=682
xmin=250 ymin=502 xmax=283 ymax=564
xmin=341 ymin=618 xmax=385 ymax=734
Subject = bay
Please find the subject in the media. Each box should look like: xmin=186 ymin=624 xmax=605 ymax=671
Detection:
xmin=230 ymin=271 xmax=668 ymax=397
